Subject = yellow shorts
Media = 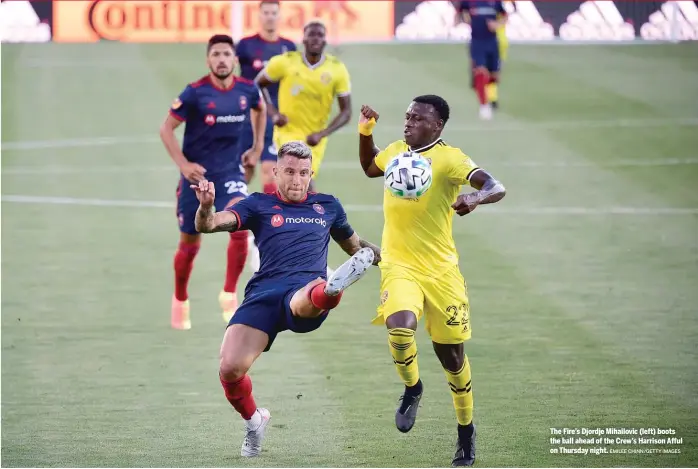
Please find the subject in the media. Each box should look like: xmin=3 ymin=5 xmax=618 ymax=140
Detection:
xmin=274 ymin=129 xmax=327 ymax=177
xmin=373 ymin=262 xmax=471 ymax=344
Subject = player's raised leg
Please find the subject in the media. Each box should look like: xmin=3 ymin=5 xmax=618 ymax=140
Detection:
xmin=219 ymin=324 xmax=271 ymax=457
xmin=220 ymin=194 xmax=249 ymax=322
xmin=290 ymin=246 xmax=374 ymax=316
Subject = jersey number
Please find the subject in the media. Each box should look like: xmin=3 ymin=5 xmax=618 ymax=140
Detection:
xmin=225 ymin=181 xmax=248 ymax=196
xmin=445 ymin=303 xmax=469 ymax=332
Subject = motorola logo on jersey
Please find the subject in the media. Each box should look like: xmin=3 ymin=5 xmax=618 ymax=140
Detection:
xmin=271 ymin=214 xmax=284 ymax=228
xmin=204 ymin=114 xmax=246 ymax=126
xmin=285 ymin=216 xmax=327 ymax=227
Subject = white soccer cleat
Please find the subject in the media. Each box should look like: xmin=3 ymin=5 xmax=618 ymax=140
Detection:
xmin=325 ymin=247 xmax=374 ymax=296
xmin=479 ymin=104 xmax=493 ymax=121
xmin=241 ymin=408 xmax=271 ymax=458
xmin=247 ymin=232 xmax=260 ymax=273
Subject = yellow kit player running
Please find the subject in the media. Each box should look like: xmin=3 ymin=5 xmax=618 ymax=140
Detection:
xmin=358 ymin=96 xmax=506 ymax=467
xmin=255 ymin=20 xmax=352 ymax=191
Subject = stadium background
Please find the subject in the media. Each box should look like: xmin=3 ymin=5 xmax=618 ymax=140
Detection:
xmin=2 ymin=0 xmax=697 ymax=467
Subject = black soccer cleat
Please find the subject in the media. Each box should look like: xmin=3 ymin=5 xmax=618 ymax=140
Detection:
xmin=395 ymin=382 xmax=423 ymax=433
xmin=452 ymin=423 xmax=476 ymax=467
xmin=491 ymin=101 xmax=499 ymax=110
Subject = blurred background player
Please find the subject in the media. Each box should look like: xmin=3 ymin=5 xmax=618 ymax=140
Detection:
xmin=457 ymin=1 xmax=507 ymax=119
xmin=191 ymin=141 xmax=380 ymax=458
xmin=236 ymin=0 xmax=296 ymax=194
xmin=159 ymin=34 xmax=266 ymax=330
xmin=236 ymin=0 xmax=296 ymax=273
xmin=255 ymin=20 xmax=352 ymax=192
xmin=358 ymin=97 xmax=506 ymax=466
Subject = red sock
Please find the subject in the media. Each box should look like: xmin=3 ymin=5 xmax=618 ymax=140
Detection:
xmin=220 ymin=374 xmax=257 ymax=420
xmin=474 ymin=72 xmax=488 ymax=105
xmin=310 ymin=281 xmax=343 ymax=310
xmin=174 ymin=240 xmax=200 ymax=301
xmin=263 ymin=182 xmax=276 ymax=194
xmin=224 ymin=230 xmax=248 ymax=293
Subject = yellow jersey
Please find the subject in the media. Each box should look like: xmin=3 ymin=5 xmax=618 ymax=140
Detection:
xmin=263 ymin=51 xmax=351 ymax=136
xmin=374 ymin=139 xmax=479 ymax=276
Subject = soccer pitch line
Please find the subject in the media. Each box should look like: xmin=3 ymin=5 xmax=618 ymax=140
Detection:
xmin=2 ymin=117 xmax=697 ymax=152
xmin=3 ymin=157 xmax=698 ymax=175
xmin=3 ymin=195 xmax=697 ymax=215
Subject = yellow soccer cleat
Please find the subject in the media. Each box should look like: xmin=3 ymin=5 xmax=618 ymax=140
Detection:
xmin=219 ymin=291 xmax=239 ymax=323
xmin=171 ymin=295 xmax=191 ymax=330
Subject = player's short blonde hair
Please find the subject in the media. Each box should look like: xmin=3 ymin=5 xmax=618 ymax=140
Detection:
xmin=303 ymin=19 xmax=326 ymax=32
xmin=278 ymin=141 xmax=312 ymax=160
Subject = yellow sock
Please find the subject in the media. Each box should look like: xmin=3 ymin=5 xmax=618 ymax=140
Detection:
xmin=444 ymin=355 xmax=473 ymax=425
xmin=388 ymin=328 xmax=419 ymax=387
xmin=486 ymin=83 xmax=498 ymax=103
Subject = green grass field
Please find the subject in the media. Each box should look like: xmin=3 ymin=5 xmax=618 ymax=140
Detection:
xmin=2 ymin=42 xmax=698 ymax=468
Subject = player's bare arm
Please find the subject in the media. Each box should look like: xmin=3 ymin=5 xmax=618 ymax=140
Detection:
xmin=192 ymin=179 xmax=239 ymax=233
xmin=333 ymin=232 xmax=381 ymax=266
xmin=307 ymin=95 xmax=352 ymax=146
xmin=451 ymin=169 xmax=506 ymax=216
xmin=241 ymin=100 xmax=267 ymax=169
xmin=358 ymin=105 xmax=384 ymax=178
xmin=159 ymin=113 xmax=207 ymax=183
xmin=254 ymin=72 xmax=288 ymax=127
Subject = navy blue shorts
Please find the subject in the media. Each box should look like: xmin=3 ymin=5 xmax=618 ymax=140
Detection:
xmin=176 ymin=172 xmax=248 ymax=235
xmin=228 ymin=280 xmax=329 ymax=352
xmin=241 ymin=123 xmax=277 ymax=163
xmin=470 ymin=40 xmax=500 ymax=73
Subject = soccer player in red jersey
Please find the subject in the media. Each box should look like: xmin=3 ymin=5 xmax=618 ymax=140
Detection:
xmin=159 ymin=34 xmax=266 ymax=329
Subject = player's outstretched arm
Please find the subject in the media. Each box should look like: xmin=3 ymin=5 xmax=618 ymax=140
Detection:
xmin=452 ymin=169 xmax=506 ymax=216
xmin=358 ymin=105 xmax=384 ymax=178
xmin=334 ymin=232 xmax=381 ymax=266
xmin=191 ymin=180 xmax=239 ymax=233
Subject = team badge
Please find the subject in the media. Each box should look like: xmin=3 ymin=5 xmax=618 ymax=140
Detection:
xmin=253 ymin=58 xmax=263 ymax=70
xmin=320 ymin=72 xmax=332 ymax=85
xmin=271 ymin=214 xmax=285 ymax=228
xmin=313 ymin=203 xmax=325 ymax=214
xmin=425 ymin=158 xmax=432 ymax=165
xmin=380 ymin=290 xmax=389 ymax=305
xmin=282 ymin=45 xmax=288 ymax=53
xmin=204 ymin=114 xmax=216 ymax=126
xmin=239 ymin=96 xmax=248 ymax=110
xmin=171 ymin=98 xmax=182 ymax=110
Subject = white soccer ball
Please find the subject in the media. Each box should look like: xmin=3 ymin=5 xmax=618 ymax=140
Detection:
xmin=384 ymin=151 xmax=433 ymax=199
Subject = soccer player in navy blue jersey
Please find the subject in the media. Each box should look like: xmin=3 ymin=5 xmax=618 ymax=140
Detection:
xmin=192 ymin=141 xmax=380 ymax=457
xmin=236 ymin=0 xmax=296 ymax=195
xmin=159 ymin=34 xmax=266 ymax=330
xmin=458 ymin=1 xmax=507 ymax=120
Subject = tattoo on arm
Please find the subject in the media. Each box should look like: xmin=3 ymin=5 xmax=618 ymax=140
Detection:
xmin=469 ymin=169 xmax=506 ymax=205
xmin=195 ymin=206 xmax=238 ymax=233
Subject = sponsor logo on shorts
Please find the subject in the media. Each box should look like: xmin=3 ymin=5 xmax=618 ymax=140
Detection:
xmin=313 ymin=203 xmax=325 ymax=214
xmin=380 ymin=290 xmax=389 ymax=305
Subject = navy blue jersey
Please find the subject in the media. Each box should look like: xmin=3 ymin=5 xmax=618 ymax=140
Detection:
xmin=169 ymin=75 xmax=263 ymax=176
xmin=459 ymin=1 xmax=505 ymax=41
xmin=227 ymin=191 xmax=354 ymax=287
xmin=236 ymin=34 xmax=296 ymax=110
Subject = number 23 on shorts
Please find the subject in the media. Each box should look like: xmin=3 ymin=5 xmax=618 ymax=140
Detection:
xmin=224 ymin=180 xmax=248 ymax=196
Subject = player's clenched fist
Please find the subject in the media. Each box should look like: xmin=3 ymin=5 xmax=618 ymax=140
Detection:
xmin=451 ymin=193 xmax=480 ymax=216
xmin=190 ymin=179 xmax=216 ymax=208
xmin=359 ymin=105 xmax=379 ymax=124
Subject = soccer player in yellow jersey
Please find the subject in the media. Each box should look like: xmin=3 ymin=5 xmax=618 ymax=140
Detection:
xmin=255 ymin=20 xmax=352 ymax=192
xmin=358 ymin=96 xmax=506 ymax=467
